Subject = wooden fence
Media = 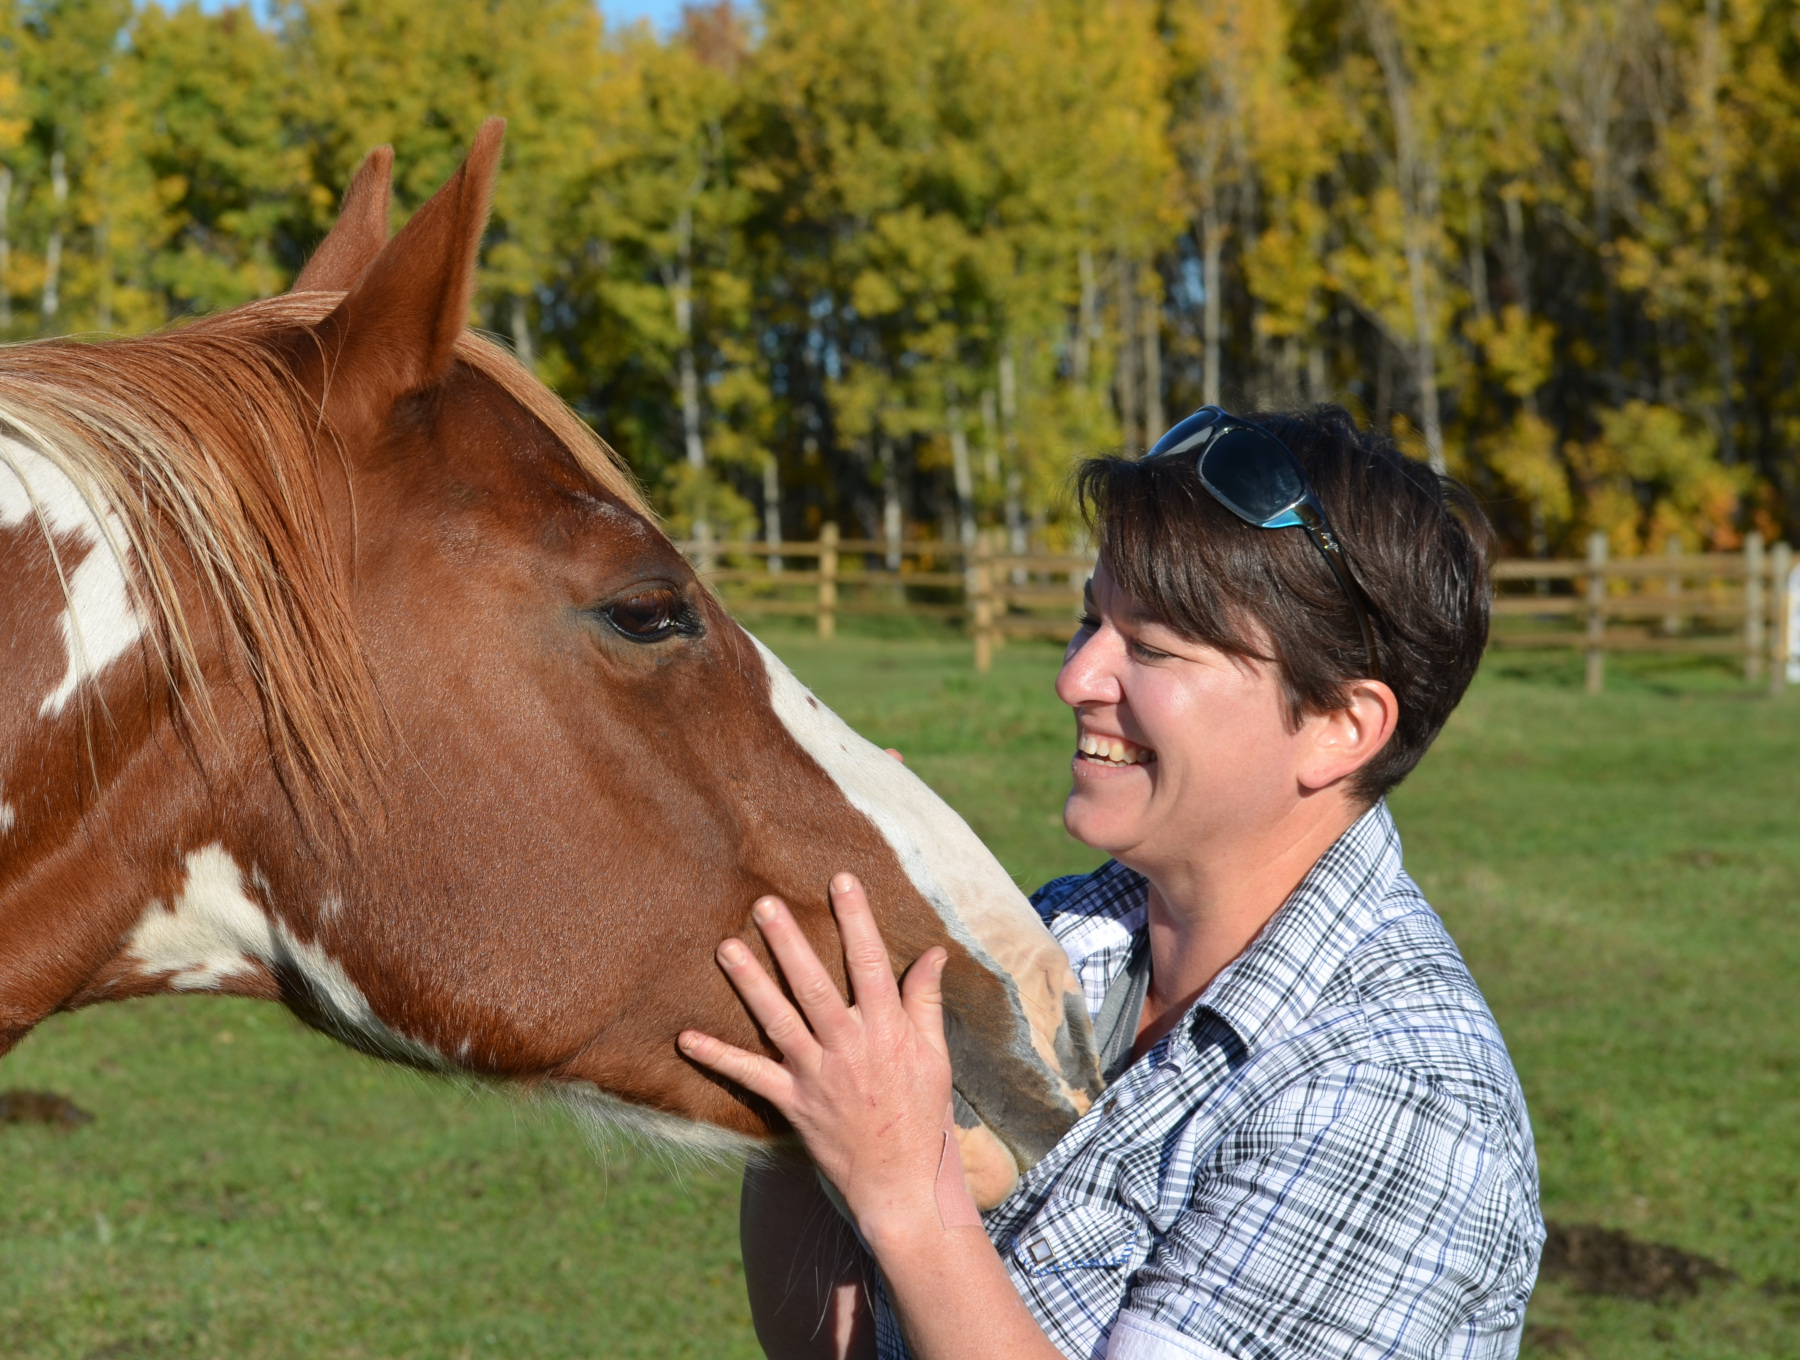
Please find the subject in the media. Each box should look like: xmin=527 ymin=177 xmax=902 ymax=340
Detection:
xmin=676 ymin=525 xmax=1799 ymax=694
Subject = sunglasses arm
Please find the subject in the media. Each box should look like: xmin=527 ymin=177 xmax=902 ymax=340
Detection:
xmin=1293 ymin=502 xmax=1383 ymax=683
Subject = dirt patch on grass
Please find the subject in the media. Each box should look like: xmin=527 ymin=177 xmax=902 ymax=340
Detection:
xmin=1521 ymin=1323 xmax=1580 ymax=1356
xmin=1541 ymin=1220 xmax=1732 ymax=1301
xmin=0 ymin=1089 xmax=94 ymax=1128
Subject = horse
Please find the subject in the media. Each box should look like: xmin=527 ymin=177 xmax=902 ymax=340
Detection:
xmin=0 ymin=120 xmax=1100 ymax=1211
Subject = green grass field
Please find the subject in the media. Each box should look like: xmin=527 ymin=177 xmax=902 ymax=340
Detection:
xmin=4 ymin=630 xmax=1797 ymax=1358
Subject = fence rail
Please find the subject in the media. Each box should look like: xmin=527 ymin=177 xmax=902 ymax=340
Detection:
xmin=675 ymin=525 xmax=1799 ymax=693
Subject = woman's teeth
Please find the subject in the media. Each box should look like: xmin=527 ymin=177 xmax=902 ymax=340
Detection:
xmin=1077 ymin=733 xmax=1155 ymax=766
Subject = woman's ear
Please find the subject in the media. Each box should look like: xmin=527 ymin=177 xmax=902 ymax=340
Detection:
xmin=1296 ymin=680 xmax=1399 ymax=793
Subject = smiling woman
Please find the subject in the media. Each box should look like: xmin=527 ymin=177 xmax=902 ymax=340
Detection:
xmin=717 ymin=406 xmax=1541 ymax=1360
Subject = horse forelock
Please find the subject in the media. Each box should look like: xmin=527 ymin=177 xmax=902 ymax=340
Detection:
xmin=0 ymin=294 xmax=652 ymax=837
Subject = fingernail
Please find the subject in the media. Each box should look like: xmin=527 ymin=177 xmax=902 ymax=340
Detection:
xmin=719 ymin=939 xmax=748 ymax=965
xmin=831 ymin=872 xmax=856 ymax=895
xmin=934 ymin=952 xmax=947 ymax=975
xmin=678 ymin=1032 xmax=699 ymax=1051
xmin=751 ymin=898 xmax=777 ymax=926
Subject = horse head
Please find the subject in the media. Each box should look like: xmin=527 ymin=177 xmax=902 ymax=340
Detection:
xmin=0 ymin=121 xmax=1100 ymax=1207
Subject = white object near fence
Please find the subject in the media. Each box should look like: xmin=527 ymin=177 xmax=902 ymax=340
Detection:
xmin=1788 ymin=561 xmax=1800 ymax=685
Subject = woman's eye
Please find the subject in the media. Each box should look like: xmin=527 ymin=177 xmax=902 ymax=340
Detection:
xmin=1128 ymin=638 xmax=1169 ymax=662
xmin=605 ymin=590 xmax=684 ymax=641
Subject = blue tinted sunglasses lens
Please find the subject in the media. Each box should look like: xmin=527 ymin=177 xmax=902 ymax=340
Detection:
xmin=1196 ymin=426 xmax=1308 ymax=526
xmin=1146 ymin=408 xmax=1225 ymax=460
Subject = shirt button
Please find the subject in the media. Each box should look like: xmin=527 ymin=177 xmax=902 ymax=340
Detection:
xmin=1027 ymin=1238 xmax=1052 ymax=1265
xmin=1104 ymin=1097 xmax=1119 ymax=1115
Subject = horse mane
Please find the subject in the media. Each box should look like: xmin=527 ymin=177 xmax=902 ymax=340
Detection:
xmin=0 ymin=291 xmax=650 ymax=834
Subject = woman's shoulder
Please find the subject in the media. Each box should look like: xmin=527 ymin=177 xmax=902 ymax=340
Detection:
xmin=1029 ymin=858 xmax=1147 ymax=925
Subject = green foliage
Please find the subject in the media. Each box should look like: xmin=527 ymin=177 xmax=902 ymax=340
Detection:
xmin=1 ymin=0 xmax=1799 ymax=550
xmin=1570 ymin=399 xmax=1750 ymax=551
xmin=661 ymin=459 xmax=757 ymax=540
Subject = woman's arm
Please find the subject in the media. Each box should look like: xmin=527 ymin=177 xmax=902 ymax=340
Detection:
xmin=681 ymin=875 xmax=1064 ymax=1360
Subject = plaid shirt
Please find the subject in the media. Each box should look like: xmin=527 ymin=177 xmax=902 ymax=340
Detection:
xmin=875 ymin=803 xmax=1542 ymax=1359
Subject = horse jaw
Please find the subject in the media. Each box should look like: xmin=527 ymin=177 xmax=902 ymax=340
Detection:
xmin=747 ymin=637 xmax=1102 ymax=1206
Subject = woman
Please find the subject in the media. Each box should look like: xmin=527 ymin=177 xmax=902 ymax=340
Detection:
xmin=681 ymin=406 xmax=1543 ymax=1359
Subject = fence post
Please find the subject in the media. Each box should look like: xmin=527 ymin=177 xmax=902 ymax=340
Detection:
xmin=1661 ymin=536 xmax=1682 ymax=635
xmin=1770 ymin=541 xmax=1791 ymax=696
xmin=1745 ymin=530 xmax=1765 ymax=684
xmin=818 ymin=522 xmax=838 ymax=640
xmin=1585 ymin=531 xmax=1608 ymax=694
xmin=972 ymin=533 xmax=996 ymax=673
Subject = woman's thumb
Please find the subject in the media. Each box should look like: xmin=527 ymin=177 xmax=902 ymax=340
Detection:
xmin=901 ymin=947 xmax=950 ymax=1057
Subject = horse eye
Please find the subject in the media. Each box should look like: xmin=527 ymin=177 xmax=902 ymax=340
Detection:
xmin=605 ymin=590 xmax=683 ymax=641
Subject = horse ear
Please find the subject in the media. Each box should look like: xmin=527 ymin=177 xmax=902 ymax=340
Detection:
xmin=293 ymin=145 xmax=394 ymax=292
xmin=314 ymin=118 xmax=505 ymax=422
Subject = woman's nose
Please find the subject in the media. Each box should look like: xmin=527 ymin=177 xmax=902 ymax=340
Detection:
xmin=1057 ymin=624 xmax=1124 ymax=708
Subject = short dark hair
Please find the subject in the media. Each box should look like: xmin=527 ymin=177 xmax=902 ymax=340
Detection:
xmin=1076 ymin=404 xmax=1492 ymax=802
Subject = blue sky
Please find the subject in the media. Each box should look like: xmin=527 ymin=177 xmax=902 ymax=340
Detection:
xmin=599 ymin=0 xmax=687 ymax=33
xmin=192 ymin=1 xmax=689 ymax=36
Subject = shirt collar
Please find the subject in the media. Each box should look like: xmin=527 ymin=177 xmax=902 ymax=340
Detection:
xmin=1170 ymin=800 xmax=1407 ymax=1064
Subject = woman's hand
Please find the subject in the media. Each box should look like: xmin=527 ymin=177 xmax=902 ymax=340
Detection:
xmin=679 ymin=873 xmax=963 ymax=1243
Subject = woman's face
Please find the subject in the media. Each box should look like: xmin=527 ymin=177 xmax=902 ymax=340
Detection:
xmin=1055 ymin=562 xmax=1312 ymax=877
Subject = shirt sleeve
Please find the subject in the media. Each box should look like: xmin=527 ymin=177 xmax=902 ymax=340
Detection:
xmin=1110 ymin=1064 xmax=1539 ymax=1360
xmin=1030 ymin=873 xmax=1088 ymax=923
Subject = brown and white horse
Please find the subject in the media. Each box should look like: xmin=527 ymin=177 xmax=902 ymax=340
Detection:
xmin=0 ymin=121 xmax=1098 ymax=1208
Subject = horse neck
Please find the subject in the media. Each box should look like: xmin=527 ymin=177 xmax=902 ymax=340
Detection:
xmin=0 ymin=391 xmax=318 ymax=1054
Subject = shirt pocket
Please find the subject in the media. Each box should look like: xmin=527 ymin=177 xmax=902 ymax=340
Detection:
xmin=1012 ymin=1200 xmax=1141 ymax=1278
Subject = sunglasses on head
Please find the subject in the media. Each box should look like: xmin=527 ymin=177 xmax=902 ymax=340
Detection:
xmin=1144 ymin=407 xmax=1383 ymax=682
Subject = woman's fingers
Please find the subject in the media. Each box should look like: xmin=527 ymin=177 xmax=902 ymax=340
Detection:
xmin=715 ymin=935 xmax=823 ymax=1067
xmin=748 ymin=897 xmax=861 ymax=1047
xmin=678 ymin=1029 xmax=797 ymax=1109
xmin=828 ymin=873 xmax=904 ymax=1014
xmin=900 ymin=947 xmax=952 ymax=1060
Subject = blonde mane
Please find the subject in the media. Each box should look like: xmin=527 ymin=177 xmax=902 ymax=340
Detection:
xmin=0 ymin=292 xmax=649 ymax=831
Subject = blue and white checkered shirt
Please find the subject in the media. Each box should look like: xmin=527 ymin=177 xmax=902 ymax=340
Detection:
xmin=876 ymin=802 xmax=1543 ymax=1359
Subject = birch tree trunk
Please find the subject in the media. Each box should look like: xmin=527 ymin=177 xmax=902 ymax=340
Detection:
xmin=0 ymin=166 xmax=11 ymax=334
xmin=948 ymin=398 xmax=976 ymax=555
xmin=42 ymin=147 xmax=67 ymax=330
xmin=1502 ymin=186 xmax=1540 ymax=421
xmin=880 ymin=433 xmax=902 ymax=571
xmin=95 ymin=211 xmax=111 ymax=332
xmin=1467 ymin=194 xmax=1490 ymax=323
xmin=1699 ymin=0 xmax=1736 ymax=462
xmin=1074 ymin=248 xmax=1098 ymax=385
xmin=672 ymin=207 xmax=704 ymax=473
xmin=1555 ymin=0 xmax=1639 ymax=392
xmin=511 ymin=293 xmax=535 ymax=371
xmin=999 ymin=346 xmax=1024 ymax=557
xmin=1201 ymin=197 xmax=1224 ymax=407
xmin=662 ymin=200 xmax=711 ymax=553
xmin=1362 ymin=2 xmax=1447 ymax=473
xmin=1140 ymin=271 xmax=1164 ymax=438
xmin=979 ymin=386 xmax=1000 ymax=485
xmin=762 ymin=454 xmax=782 ymax=573
xmin=1114 ymin=257 xmax=1141 ymax=449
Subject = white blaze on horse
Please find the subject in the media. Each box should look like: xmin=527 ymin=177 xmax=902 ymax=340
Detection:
xmin=0 ymin=121 xmax=1100 ymax=1208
